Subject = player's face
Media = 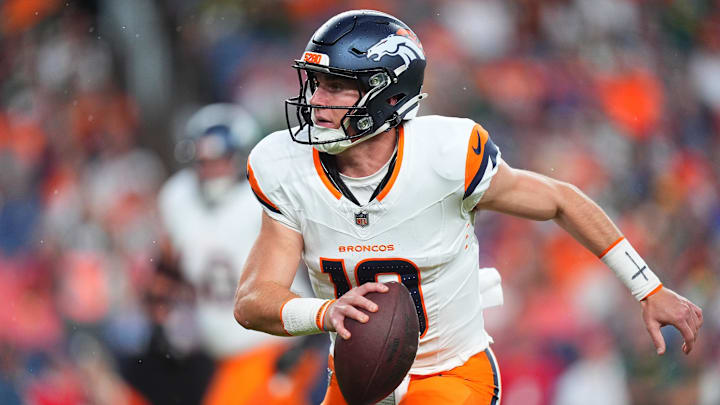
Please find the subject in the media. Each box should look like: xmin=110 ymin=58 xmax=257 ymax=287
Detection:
xmin=196 ymin=156 xmax=235 ymax=181
xmin=309 ymin=73 xmax=361 ymax=129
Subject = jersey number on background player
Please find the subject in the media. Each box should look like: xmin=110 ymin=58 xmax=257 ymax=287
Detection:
xmin=320 ymin=258 xmax=428 ymax=337
xmin=200 ymin=255 xmax=238 ymax=303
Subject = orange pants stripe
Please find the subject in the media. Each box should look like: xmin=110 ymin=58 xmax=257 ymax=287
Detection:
xmin=322 ymin=348 xmax=501 ymax=405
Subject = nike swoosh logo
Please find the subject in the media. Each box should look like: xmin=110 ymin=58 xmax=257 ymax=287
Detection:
xmin=472 ymin=129 xmax=482 ymax=155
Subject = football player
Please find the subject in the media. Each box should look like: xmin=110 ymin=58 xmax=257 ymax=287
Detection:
xmin=234 ymin=10 xmax=703 ymax=405
xmin=158 ymin=104 xmax=323 ymax=405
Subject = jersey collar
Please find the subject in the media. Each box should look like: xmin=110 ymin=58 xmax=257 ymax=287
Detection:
xmin=312 ymin=125 xmax=405 ymax=204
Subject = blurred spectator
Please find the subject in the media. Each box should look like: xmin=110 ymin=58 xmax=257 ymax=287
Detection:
xmin=552 ymin=327 xmax=630 ymax=405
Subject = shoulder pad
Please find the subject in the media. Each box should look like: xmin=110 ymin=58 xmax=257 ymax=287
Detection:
xmin=246 ymin=129 xmax=309 ymax=214
xmin=406 ymin=115 xmax=500 ymax=199
xmin=407 ymin=115 xmax=477 ymax=181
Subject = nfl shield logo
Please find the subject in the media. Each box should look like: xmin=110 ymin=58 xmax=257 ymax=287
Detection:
xmin=355 ymin=211 xmax=369 ymax=227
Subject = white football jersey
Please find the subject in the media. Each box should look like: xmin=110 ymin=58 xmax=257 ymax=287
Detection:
xmin=158 ymin=169 xmax=292 ymax=358
xmin=247 ymin=115 xmax=502 ymax=375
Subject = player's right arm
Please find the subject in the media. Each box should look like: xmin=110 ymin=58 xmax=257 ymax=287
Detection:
xmin=239 ymin=133 xmax=387 ymax=338
xmin=233 ymin=212 xmax=387 ymax=338
xmin=233 ymin=211 xmax=305 ymax=336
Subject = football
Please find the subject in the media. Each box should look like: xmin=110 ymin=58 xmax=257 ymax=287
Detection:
xmin=333 ymin=281 xmax=420 ymax=405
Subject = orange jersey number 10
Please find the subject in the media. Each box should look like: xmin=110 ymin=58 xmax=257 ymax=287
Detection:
xmin=320 ymin=258 xmax=428 ymax=337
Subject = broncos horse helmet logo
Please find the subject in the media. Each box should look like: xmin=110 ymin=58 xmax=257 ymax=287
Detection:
xmin=366 ymin=34 xmax=425 ymax=69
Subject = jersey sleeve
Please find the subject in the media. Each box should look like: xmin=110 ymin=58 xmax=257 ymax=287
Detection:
xmin=246 ymin=140 xmax=302 ymax=232
xmin=461 ymin=123 xmax=501 ymax=212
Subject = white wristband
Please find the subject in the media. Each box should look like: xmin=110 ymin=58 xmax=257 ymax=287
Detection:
xmin=280 ymin=298 xmax=334 ymax=336
xmin=600 ymin=237 xmax=662 ymax=301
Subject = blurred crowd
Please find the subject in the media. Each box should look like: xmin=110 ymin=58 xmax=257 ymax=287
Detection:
xmin=0 ymin=0 xmax=718 ymax=404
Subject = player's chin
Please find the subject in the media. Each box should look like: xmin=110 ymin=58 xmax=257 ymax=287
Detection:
xmin=314 ymin=120 xmax=339 ymax=129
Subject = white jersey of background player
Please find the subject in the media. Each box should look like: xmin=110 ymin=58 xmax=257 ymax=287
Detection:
xmin=159 ymin=104 xmax=309 ymax=358
xmin=248 ymin=116 xmax=502 ymax=374
xmin=159 ymin=167 xmax=270 ymax=357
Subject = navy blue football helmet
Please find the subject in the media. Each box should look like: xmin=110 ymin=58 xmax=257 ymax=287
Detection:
xmin=178 ymin=103 xmax=260 ymax=163
xmin=176 ymin=103 xmax=261 ymax=205
xmin=285 ymin=10 xmax=427 ymax=152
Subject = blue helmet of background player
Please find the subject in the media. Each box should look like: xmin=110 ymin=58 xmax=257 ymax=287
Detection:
xmin=285 ymin=10 xmax=427 ymax=154
xmin=177 ymin=103 xmax=260 ymax=204
xmin=180 ymin=103 xmax=259 ymax=162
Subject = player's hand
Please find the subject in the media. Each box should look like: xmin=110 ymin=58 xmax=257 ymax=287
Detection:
xmin=324 ymin=282 xmax=389 ymax=340
xmin=641 ymin=287 xmax=702 ymax=355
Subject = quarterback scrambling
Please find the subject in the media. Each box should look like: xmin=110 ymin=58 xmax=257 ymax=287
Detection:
xmin=234 ymin=10 xmax=702 ymax=405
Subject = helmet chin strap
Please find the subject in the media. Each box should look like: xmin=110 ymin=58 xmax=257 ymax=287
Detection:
xmin=310 ymin=92 xmax=427 ymax=155
xmin=309 ymin=110 xmax=355 ymax=154
xmin=310 ymin=126 xmax=355 ymax=154
xmin=310 ymin=118 xmax=390 ymax=155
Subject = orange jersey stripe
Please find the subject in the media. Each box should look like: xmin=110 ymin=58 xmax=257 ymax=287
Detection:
xmin=312 ymin=149 xmax=343 ymax=199
xmin=464 ymin=124 xmax=490 ymax=193
xmin=376 ymin=125 xmax=405 ymax=201
xmin=247 ymin=163 xmax=281 ymax=212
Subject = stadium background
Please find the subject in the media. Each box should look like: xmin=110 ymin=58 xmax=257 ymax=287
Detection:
xmin=1 ymin=0 xmax=718 ymax=404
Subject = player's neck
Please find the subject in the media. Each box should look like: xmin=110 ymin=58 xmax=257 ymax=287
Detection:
xmin=335 ymin=128 xmax=397 ymax=178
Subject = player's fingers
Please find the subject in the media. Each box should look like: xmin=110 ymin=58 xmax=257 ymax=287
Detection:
xmin=646 ymin=321 xmax=666 ymax=355
xmin=326 ymin=301 xmax=360 ymax=338
xmin=357 ymin=282 xmax=389 ymax=295
xmin=689 ymin=304 xmax=701 ymax=335
xmin=677 ymin=320 xmax=695 ymax=354
xmin=692 ymin=303 xmax=703 ymax=329
xmin=340 ymin=304 xmax=370 ymax=325
xmin=333 ymin=317 xmax=351 ymax=340
xmin=685 ymin=303 xmax=699 ymax=338
xmin=344 ymin=294 xmax=379 ymax=313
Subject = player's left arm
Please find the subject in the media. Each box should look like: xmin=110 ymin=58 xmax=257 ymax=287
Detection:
xmin=476 ymin=160 xmax=703 ymax=355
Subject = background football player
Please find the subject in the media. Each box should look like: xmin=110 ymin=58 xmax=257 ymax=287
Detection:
xmin=158 ymin=103 xmax=326 ymax=405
